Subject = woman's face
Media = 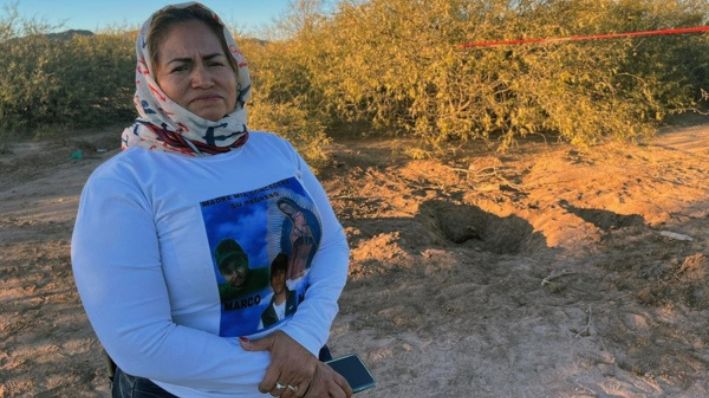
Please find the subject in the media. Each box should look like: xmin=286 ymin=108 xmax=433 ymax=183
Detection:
xmin=278 ymin=202 xmax=295 ymax=215
xmin=155 ymin=20 xmax=237 ymax=121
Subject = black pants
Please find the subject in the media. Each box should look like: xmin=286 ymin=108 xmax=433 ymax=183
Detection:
xmin=111 ymin=346 xmax=333 ymax=397
xmin=112 ymin=367 xmax=177 ymax=398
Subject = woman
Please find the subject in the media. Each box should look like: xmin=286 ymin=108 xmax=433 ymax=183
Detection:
xmin=71 ymin=3 xmax=351 ymax=397
xmin=277 ymin=198 xmax=319 ymax=280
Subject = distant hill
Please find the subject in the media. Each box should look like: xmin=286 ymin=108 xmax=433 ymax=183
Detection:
xmin=1 ymin=29 xmax=94 ymax=44
xmin=242 ymin=37 xmax=269 ymax=46
xmin=45 ymin=29 xmax=94 ymax=40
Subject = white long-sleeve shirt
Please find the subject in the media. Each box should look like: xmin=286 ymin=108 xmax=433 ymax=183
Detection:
xmin=71 ymin=132 xmax=349 ymax=397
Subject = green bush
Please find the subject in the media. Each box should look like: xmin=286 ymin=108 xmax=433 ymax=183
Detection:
xmin=0 ymin=8 xmax=136 ymax=135
xmin=249 ymin=98 xmax=331 ymax=168
xmin=240 ymin=25 xmax=333 ymax=165
xmin=291 ymin=0 xmax=709 ymax=148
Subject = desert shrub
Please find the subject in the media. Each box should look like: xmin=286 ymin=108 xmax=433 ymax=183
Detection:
xmin=245 ymin=0 xmax=708 ymax=153
xmin=43 ymin=32 xmax=136 ymax=128
xmin=0 ymin=7 xmax=135 ymax=135
xmin=248 ymin=99 xmax=330 ymax=168
xmin=239 ymin=4 xmax=333 ymax=164
xmin=2 ymin=0 xmax=708 ymax=155
xmin=285 ymin=0 xmax=709 ymax=148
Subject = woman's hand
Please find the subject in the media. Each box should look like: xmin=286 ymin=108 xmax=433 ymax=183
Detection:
xmin=303 ymin=362 xmax=353 ymax=398
xmin=240 ymin=331 xmax=317 ymax=397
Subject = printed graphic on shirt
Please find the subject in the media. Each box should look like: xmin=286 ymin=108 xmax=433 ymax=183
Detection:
xmin=200 ymin=177 xmax=322 ymax=337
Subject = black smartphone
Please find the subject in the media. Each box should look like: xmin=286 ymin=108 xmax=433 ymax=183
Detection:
xmin=326 ymin=354 xmax=376 ymax=394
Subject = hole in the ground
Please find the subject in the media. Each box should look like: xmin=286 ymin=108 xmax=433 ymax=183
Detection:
xmin=419 ymin=200 xmax=546 ymax=254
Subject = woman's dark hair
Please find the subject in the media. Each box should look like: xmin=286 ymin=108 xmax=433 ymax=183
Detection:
xmin=276 ymin=198 xmax=302 ymax=214
xmin=148 ymin=4 xmax=237 ymax=74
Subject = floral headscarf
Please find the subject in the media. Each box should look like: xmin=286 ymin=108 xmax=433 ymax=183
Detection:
xmin=121 ymin=2 xmax=251 ymax=156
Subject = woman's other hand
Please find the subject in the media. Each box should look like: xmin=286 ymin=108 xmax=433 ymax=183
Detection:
xmin=240 ymin=331 xmax=317 ymax=397
xmin=303 ymin=362 xmax=353 ymax=398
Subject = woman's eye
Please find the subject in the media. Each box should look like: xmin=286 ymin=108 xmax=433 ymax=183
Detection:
xmin=208 ymin=62 xmax=224 ymax=67
xmin=171 ymin=65 xmax=188 ymax=73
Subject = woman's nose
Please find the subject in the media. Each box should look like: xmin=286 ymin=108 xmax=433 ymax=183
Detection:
xmin=190 ymin=65 xmax=214 ymax=88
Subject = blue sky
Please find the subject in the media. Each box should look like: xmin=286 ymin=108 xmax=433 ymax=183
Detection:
xmin=8 ymin=0 xmax=309 ymax=37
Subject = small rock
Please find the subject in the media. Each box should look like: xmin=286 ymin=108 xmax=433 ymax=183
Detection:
xmin=658 ymin=231 xmax=693 ymax=241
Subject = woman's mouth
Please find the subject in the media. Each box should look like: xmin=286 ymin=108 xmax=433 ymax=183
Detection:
xmin=191 ymin=95 xmax=222 ymax=103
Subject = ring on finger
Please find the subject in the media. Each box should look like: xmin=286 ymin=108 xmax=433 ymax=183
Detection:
xmin=275 ymin=382 xmax=286 ymax=390
xmin=286 ymin=384 xmax=298 ymax=392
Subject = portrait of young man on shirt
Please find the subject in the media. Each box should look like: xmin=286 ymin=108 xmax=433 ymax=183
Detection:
xmin=260 ymin=252 xmax=298 ymax=328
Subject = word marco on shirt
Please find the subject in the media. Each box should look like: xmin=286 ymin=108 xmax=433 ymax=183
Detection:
xmin=200 ymin=177 xmax=322 ymax=337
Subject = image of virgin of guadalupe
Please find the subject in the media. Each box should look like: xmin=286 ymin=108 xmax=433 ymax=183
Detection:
xmin=276 ymin=197 xmax=321 ymax=280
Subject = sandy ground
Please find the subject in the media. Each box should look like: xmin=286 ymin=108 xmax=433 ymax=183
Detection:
xmin=0 ymin=120 xmax=707 ymax=397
